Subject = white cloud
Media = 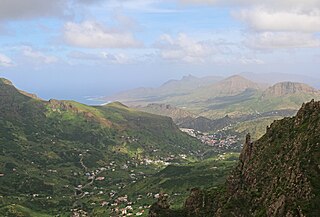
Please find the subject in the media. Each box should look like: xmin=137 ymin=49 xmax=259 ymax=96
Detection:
xmin=238 ymin=56 xmax=264 ymax=64
xmin=179 ymin=0 xmax=320 ymax=9
xmin=68 ymin=50 xmax=131 ymax=64
xmin=22 ymin=47 xmax=58 ymax=64
xmin=101 ymin=52 xmax=130 ymax=64
xmin=245 ymin=32 xmax=320 ymax=49
xmin=155 ymin=33 xmax=214 ymax=63
xmin=68 ymin=51 xmax=102 ymax=60
xmin=0 ymin=53 xmax=14 ymax=67
xmin=64 ymin=21 xmax=141 ymax=48
xmin=180 ymin=0 xmax=320 ymax=33
xmin=0 ymin=0 xmax=65 ymax=21
xmin=98 ymin=0 xmax=179 ymax=13
xmin=236 ymin=8 xmax=320 ymax=33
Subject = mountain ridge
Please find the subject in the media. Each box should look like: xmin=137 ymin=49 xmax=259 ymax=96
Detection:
xmin=263 ymin=81 xmax=319 ymax=97
xmin=163 ymin=100 xmax=320 ymax=217
xmin=0 ymin=78 xmax=204 ymax=216
xmin=148 ymin=100 xmax=320 ymax=216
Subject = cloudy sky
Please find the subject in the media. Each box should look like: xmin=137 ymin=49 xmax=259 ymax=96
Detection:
xmin=0 ymin=0 xmax=319 ymax=102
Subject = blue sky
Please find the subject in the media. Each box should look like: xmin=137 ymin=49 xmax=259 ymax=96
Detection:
xmin=0 ymin=0 xmax=319 ymax=103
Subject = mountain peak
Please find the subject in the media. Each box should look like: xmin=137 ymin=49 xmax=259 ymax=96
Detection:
xmin=210 ymin=74 xmax=263 ymax=95
xmin=182 ymin=74 xmax=197 ymax=81
xmin=225 ymin=74 xmax=248 ymax=81
xmin=180 ymin=100 xmax=320 ymax=217
xmin=264 ymin=81 xmax=318 ymax=97
xmin=0 ymin=77 xmax=13 ymax=86
xmin=105 ymin=101 xmax=129 ymax=109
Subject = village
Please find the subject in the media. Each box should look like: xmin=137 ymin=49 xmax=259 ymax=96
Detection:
xmin=180 ymin=128 xmax=243 ymax=152
xmin=18 ymin=132 xmax=241 ymax=217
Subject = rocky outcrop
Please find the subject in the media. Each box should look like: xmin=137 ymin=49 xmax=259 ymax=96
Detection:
xmin=149 ymin=193 xmax=171 ymax=217
xmin=201 ymin=75 xmax=266 ymax=97
xmin=48 ymin=99 xmax=112 ymax=127
xmin=220 ymin=100 xmax=319 ymax=217
xmin=263 ymin=82 xmax=319 ymax=97
xmin=181 ymin=100 xmax=320 ymax=217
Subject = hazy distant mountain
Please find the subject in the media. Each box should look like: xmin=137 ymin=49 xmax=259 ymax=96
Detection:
xmin=104 ymin=74 xmax=320 ymax=124
xmin=203 ymin=75 xmax=266 ymax=95
xmin=263 ymin=82 xmax=319 ymax=97
xmin=240 ymin=72 xmax=320 ymax=87
xmin=159 ymin=74 xmax=223 ymax=93
xmin=131 ymin=77 xmax=320 ymax=137
xmin=103 ymin=75 xmax=222 ymax=105
xmin=187 ymin=75 xmax=267 ymax=100
xmin=136 ymin=103 xmax=196 ymax=122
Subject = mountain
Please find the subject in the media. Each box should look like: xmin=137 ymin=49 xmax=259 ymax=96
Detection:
xmin=136 ymin=103 xmax=196 ymax=122
xmin=159 ymin=75 xmax=223 ymax=93
xmin=104 ymin=75 xmax=319 ymax=139
xmin=263 ymin=82 xmax=319 ymax=97
xmin=103 ymin=75 xmax=222 ymax=106
xmin=240 ymin=72 xmax=320 ymax=88
xmin=191 ymin=75 xmax=266 ymax=98
xmin=156 ymin=100 xmax=320 ymax=216
xmin=105 ymin=74 xmax=319 ymax=119
xmin=0 ymin=78 xmax=205 ymax=216
xmin=102 ymin=75 xmax=269 ymax=117
xmin=199 ymin=80 xmax=320 ymax=119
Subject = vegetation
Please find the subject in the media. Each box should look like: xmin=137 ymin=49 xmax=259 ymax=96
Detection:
xmin=0 ymin=78 xmax=209 ymax=216
xmin=155 ymin=100 xmax=320 ymax=217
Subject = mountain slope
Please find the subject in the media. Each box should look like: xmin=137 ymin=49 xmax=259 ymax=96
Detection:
xmin=0 ymin=78 xmax=204 ymax=216
xmin=263 ymin=82 xmax=319 ymax=97
xmin=240 ymin=72 xmax=320 ymax=88
xmin=136 ymin=103 xmax=196 ymax=122
xmin=200 ymin=81 xmax=320 ymax=119
xmin=103 ymin=75 xmax=222 ymax=106
xmin=191 ymin=75 xmax=266 ymax=98
xmin=176 ymin=100 xmax=320 ymax=217
xmin=104 ymin=75 xmax=319 ymax=121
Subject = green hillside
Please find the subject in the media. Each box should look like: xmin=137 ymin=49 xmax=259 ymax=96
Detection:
xmin=123 ymin=153 xmax=239 ymax=206
xmin=105 ymin=76 xmax=320 ymax=119
xmin=0 ymin=78 xmax=205 ymax=216
xmin=153 ymin=100 xmax=320 ymax=217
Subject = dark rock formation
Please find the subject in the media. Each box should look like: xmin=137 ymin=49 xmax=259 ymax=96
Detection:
xmin=181 ymin=100 xmax=320 ymax=217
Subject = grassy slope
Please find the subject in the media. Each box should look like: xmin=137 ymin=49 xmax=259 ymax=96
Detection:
xmin=176 ymin=100 xmax=320 ymax=217
xmin=234 ymin=116 xmax=284 ymax=140
xmin=0 ymin=79 xmax=204 ymax=216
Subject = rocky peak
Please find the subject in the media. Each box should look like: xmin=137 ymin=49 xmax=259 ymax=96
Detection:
xmin=263 ymin=82 xmax=318 ymax=97
xmin=149 ymin=193 xmax=171 ymax=217
xmin=182 ymin=74 xmax=197 ymax=81
xmin=295 ymin=99 xmax=320 ymax=126
xmin=212 ymin=75 xmax=263 ymax=95
xmin=0 ymin=78 xmax=13 ymax=86
xmin=179 ymin=100 xmax=320 ymax=217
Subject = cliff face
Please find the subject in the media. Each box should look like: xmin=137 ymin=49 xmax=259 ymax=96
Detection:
xmin=204 ymin=75 xmax=265 ymax=96
xmin=182 ymin=100 xmax=320 ymax=217
xmin=263 ymin=82 xmax=318 ymax=97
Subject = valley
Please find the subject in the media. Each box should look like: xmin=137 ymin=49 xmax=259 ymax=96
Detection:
xmin=0 ymin=78 xmax=240 ymax=217
xmin=2 ymin=1 xmax=320 ymax=216
xmin=0 ymin=76 xmax=319 ymax=217
xmin=108 ymin=75 xmax=320 ymax=140
xmin=149 ymin=100 xmax=320 ymax=216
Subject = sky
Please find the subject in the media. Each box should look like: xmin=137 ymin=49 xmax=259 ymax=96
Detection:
xmin=0 ymin=0 xmax=319 ymax=103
